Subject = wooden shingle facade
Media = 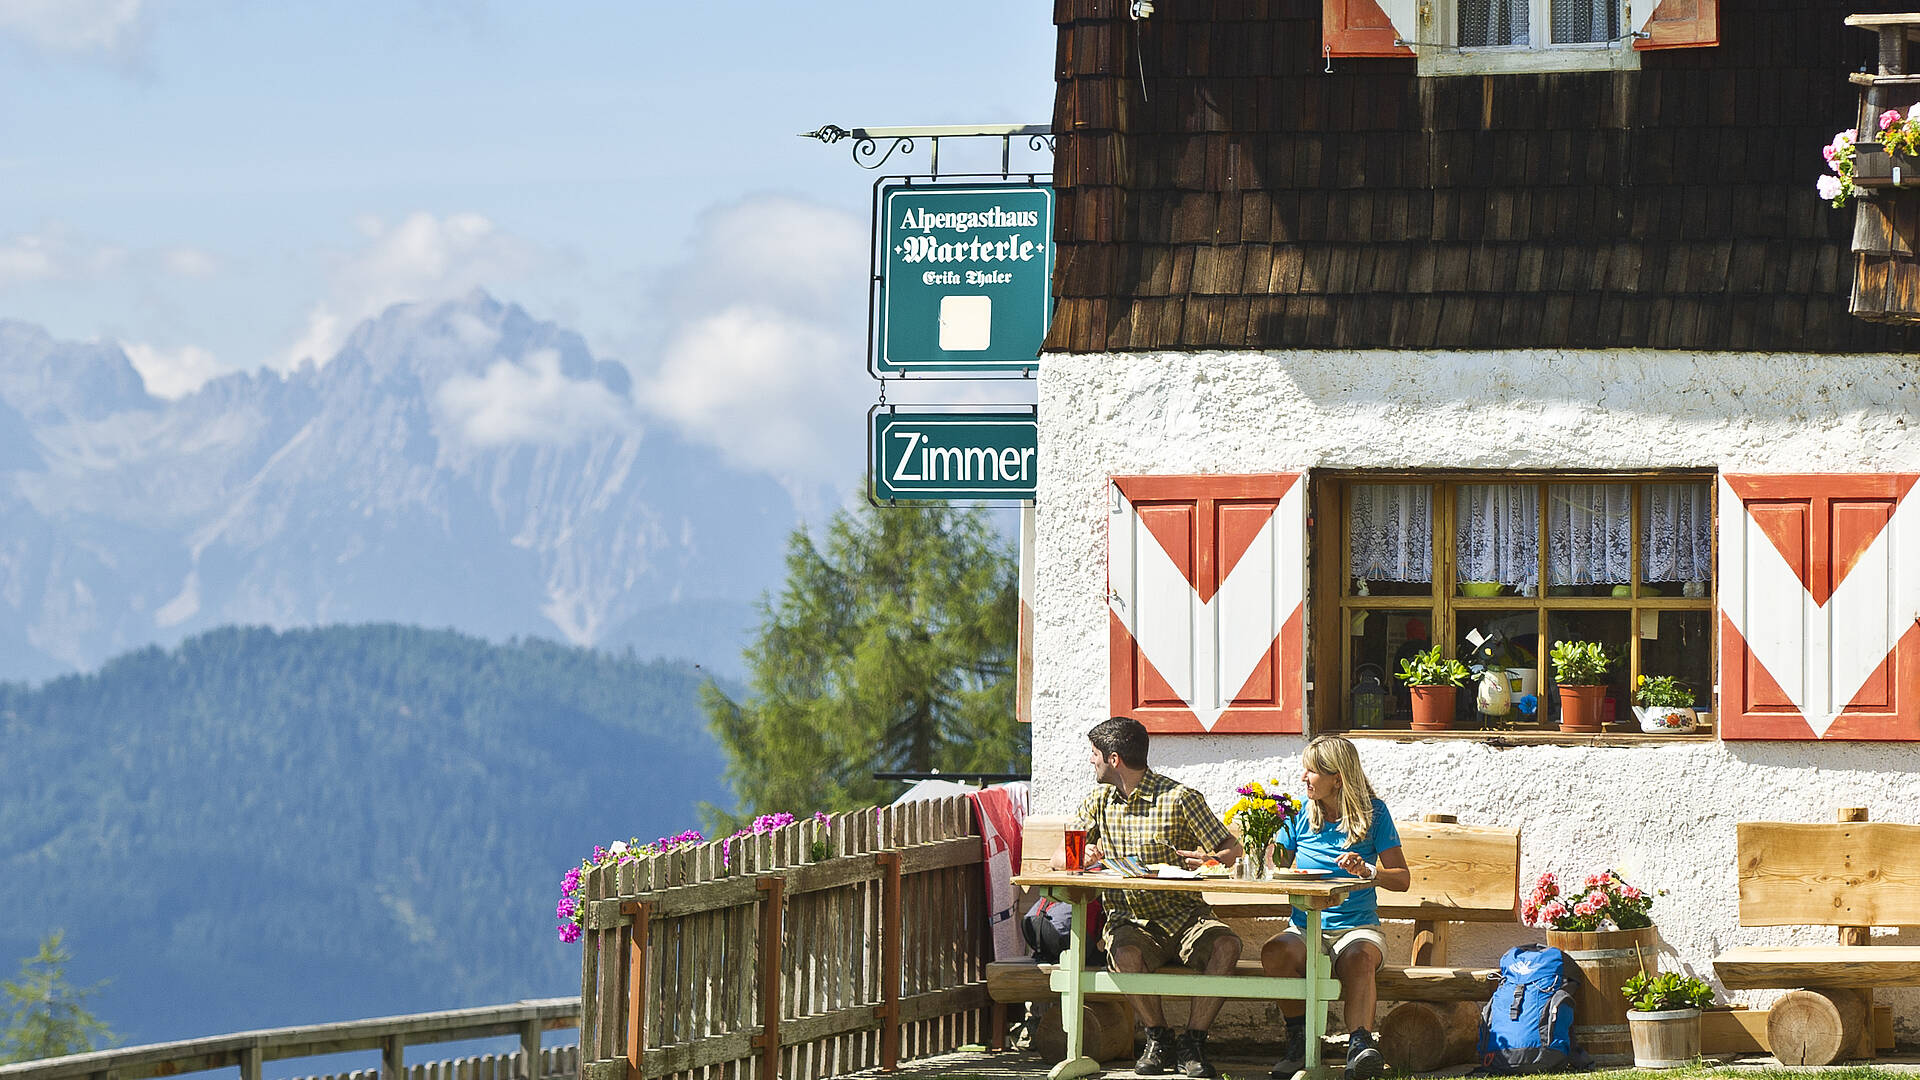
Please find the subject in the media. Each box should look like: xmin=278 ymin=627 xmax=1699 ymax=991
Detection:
xmin=1045 ymin=0 xmax=1920 ymax=352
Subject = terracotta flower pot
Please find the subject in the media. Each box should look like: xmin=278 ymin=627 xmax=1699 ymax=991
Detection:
xmin=1408 ymin=685 xmax=1457 ymax=731
xmin=1558 ymin=684 xmax=1607 ymax=733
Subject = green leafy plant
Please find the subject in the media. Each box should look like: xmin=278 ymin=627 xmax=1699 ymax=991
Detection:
xmin=1634 ymin=675 xmax=1696 ymax=708
xmin=1622 ymin=969 xmax=1714 ymax=1012
xmin=1550 ymin=640 xmax=1611 ymax=685
xmin=1396 ymin=644 xmax=1470 ymax=688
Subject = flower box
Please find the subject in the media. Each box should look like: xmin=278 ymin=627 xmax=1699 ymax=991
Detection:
xmin=1850 ymin=143 xmax=1920 ymax=188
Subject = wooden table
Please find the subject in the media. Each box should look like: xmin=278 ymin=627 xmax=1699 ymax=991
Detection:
xmin=1013 ymin=870 xmax=1362 ymax=1080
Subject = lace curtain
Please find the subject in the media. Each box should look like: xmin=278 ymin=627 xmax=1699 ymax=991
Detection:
xmin=1551 ymin=0 xmax=1620 ymax=43
xmin=1350 ymin=484 xmax=1432 ymax=582
xmin=1548 ymin=483 xmax=1633 ymax=584
xmin=1641 ymin=481 xmax=1712 ymax=583
xmin=1455 ymin=484 xmax=1540 ymax=586
xmin=1460 ymin=0 xmax=1528 ymax=46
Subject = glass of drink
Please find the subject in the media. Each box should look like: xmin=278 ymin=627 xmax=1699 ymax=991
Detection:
xmin=1063 ymin=828 xmax=1088 ymax=871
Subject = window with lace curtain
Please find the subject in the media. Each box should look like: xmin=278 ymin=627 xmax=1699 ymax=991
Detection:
xmin=1419 ymin=0 xmax=1639 ymax=74
xmin=1323 ymin=471 xmax=1714 ymax=737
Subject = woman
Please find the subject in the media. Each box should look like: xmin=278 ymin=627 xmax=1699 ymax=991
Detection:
xmin=1261 ymin=735 xmax=1409 ymax=1080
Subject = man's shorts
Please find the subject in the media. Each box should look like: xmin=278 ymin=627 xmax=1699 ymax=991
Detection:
xmin=1280 ymin=923 xmax=1387 ymax=968
xmin=1105 ymin=913 xmax=1240 ymax=970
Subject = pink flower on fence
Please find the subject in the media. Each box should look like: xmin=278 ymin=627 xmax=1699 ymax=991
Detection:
xmin=1883 ymin=108 xmax=1903 ymax=131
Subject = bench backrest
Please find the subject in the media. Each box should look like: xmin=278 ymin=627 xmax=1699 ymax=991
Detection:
xmin=1019 ymin=813 xmax=1519 ymax=921
xmin=1736 ymin=821 xmax=1920 ymax=927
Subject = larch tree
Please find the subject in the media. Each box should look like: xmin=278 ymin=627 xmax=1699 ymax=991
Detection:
xmin=702 ymin=497 xmax=1027 ymax=825
xmin=2 ymin=931 xmax=114 ymax=1063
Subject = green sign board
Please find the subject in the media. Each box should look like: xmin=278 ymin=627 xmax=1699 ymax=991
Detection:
xmin=870 ymin=410 xmax=1038 ymax=502
xmin=877 ymin=183 xmax=1054 ymax=373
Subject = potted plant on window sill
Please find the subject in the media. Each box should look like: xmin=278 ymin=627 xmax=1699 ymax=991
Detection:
xmin=1633 ymin=675 xmax=1698 ymax=733
xmin=1396 ymin=644 xmax=1469 ymax=731
xmin=1551 ymin=640 xmax=1612 ymax=734
xmin=1622 ymin=969 xmax=1714 ymax=1069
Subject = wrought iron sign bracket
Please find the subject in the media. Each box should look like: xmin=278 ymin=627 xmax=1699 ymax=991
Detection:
xmin=801 ymin=123 xmax=1054 ymax=179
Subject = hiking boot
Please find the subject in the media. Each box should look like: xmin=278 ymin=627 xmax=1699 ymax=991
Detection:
xmin=1346 ymin=1028 xmax=1386 ymax=1080
xmin=1176 ymin=1029 xmax=1216 ymax=1078
xmin=1270 ymin=1024 xmax=1307 ymax=1079
xmin=1137 ymin=1026 xmax=1176 ymax=1075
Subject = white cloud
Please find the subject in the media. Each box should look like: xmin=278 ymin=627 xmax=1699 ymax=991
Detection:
xmin=161 ymin=246 xmax=218 ymax=278
xmin=637 ymin=195 xmax=871 ymax=490
xmin=437 ymin=348 xmax=634 ymax=448
xmin=121 ymin=340 xmax=222 ymax=400
xmin=0 ymin=0 xmax=144 ymax=57
xmin=279 ymin=211 xmax=538 ymax=372
xmin=0 ymin=225 xmax=127 ymax=287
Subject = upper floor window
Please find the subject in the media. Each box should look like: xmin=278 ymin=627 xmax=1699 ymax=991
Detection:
xmin=1323 ymin=0 xmax=1719 ymax=69
xmin=1459 ymin=0 xmax=1621 ymax=47
xmin=1424 ymin=0 xmax=1639 ymax=73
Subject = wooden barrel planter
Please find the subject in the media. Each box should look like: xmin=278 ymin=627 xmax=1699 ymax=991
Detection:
xmin=1379 ymin=1000 xmax=1482 ymax=1073
xmin=1627 ymin=1008 xmax=1702 ymax=1069
xmin=1546 ymin=926 xmax=1657 ymax=1064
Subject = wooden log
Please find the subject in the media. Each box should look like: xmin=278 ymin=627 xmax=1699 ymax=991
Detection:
xmin=1701 ymin=1003 xmax=1895 ymax=1054
xmin=1031 ymin=1001 xmax=1134 ymax=1064
xmin=1766 ymin=988 xmax=1870 ymax=1066
xmin=1378 ymin=1000 xmax=1479 ymax=1074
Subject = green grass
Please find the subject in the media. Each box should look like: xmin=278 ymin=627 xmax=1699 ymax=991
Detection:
xmin=1573 ymin=1070 xmax=1885 ymax=1080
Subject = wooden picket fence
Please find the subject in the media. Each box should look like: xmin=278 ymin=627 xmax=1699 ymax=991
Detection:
xmin=576 ymin=796 xmax=991 ymax=1080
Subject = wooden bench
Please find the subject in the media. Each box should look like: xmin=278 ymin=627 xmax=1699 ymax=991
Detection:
xmin=988 ymin=812 xmax=1519 ymax=1071
xmin=1712 ymin=806 xmax=1920 ymax=1066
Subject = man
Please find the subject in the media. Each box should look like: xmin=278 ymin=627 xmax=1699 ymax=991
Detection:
xmin=1051 ymin=717 xmax=1243 ymax=1078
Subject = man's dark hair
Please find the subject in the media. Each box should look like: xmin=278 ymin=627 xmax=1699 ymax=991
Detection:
xmin=1087 ymin=716 xmax=1149 ymax=770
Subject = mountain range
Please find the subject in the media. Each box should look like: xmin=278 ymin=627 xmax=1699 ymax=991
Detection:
xmin=0 ymin=624 xmax=731 ymax=1049
xmin=0 ymin=294 xmax=799 ymax=683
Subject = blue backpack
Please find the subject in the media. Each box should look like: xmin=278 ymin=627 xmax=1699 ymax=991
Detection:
xmin=1477 ymin=945 xmax=1589 ymax=1073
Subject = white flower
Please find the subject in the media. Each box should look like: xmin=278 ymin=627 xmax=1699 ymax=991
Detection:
xmin=608 ymin=841 xmax=629 ymax=856
xmin=1818 ymin=174 xmax=1844 ymax=202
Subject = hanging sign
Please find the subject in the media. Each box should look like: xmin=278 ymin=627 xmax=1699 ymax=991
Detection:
xmin=870 ymin=408 xmax=1038 ymax=502
xmin=876 ymin=183 xmax=1054 ymax=373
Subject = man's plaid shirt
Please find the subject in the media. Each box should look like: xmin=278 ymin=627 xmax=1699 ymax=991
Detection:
xmin=1074 ymin=769 xmax=1234 ymax=929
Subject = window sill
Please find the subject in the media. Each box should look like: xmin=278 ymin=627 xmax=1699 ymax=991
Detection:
xmin=1339 ymin=727 xmax=1714 ymax=747
xmin=1416 ymin=41 xmax=1640 ymax=76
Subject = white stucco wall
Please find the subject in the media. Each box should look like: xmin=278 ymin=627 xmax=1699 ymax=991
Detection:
xmin=1029 ymin=347 xmax=1920 ymax=1039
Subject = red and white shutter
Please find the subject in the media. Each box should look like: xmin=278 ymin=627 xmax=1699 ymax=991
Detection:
xmin=1719 ymin=474 xmax=1920 ymax=740
xmin=1108 ymin=474 xmax=1306 ymax=734
xmin=1323 ymin=0 xmax=1413 ymax=58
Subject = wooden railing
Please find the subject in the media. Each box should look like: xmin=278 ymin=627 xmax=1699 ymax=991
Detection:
xmin=577 ymin=796 xmax=989 ymax=1080
xmin=0 ymin=999 xmax=578 ymax=1080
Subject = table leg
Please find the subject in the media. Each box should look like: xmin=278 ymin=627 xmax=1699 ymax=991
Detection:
xmin=1047 ymin=897 xmax=1100 ymax=1080
xmin=1301 ymin=907 xmax=1330 ymax=1080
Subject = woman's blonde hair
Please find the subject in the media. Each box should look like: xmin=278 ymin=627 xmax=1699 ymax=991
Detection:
xmin=1302 ymin=734 xmax=1378 ymax=845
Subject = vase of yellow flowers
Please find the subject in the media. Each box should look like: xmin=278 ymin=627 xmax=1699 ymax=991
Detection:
xmin=1222 ymin=780 xmax=1301 ymax=879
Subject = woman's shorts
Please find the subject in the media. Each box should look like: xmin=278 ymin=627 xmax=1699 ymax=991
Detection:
xmin=1278 ymin=923 xmax=1387 ymax=969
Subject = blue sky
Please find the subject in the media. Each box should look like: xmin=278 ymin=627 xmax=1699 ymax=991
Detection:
xmin=0 ymin=1 xmax=1056 ymax=494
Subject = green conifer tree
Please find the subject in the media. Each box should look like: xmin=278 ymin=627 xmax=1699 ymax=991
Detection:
xmin=2 ymin=931 xmax=114 ymax=1063
xmin=703 ymin=498 xmax=1028 ymax=825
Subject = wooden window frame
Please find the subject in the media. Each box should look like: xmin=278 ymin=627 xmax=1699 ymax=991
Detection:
xmin=1309 ymin=469 xmax=1717 ymax=740
xmin=1417 ymin=0 xmax=1642 ymax=75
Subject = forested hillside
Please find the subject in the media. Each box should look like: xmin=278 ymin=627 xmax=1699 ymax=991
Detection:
xmin=0 ymin=625 xmax=728 ymax=1046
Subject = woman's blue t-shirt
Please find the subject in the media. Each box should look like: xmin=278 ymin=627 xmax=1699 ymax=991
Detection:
xmin=1278 ymin=797 xmax=1401 ymax=931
